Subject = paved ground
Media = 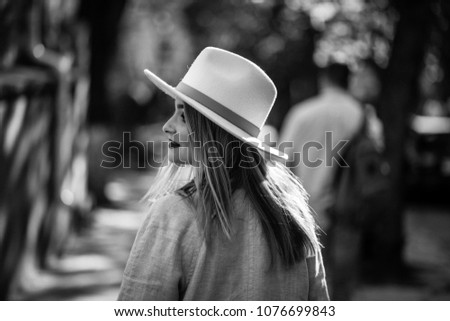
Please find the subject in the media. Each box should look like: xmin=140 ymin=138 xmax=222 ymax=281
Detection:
xmin=14 ymin=170 xmax=450 ymax=301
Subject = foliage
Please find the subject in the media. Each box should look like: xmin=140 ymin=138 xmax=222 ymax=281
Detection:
xmin=306 ymin=0 xmax=396 ymax=68
xmin=106 ymin=0 xmax=449 ymax=121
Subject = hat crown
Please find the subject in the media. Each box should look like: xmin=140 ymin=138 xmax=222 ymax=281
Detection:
xmin=179 ymin=47 xmax=277 ymax=134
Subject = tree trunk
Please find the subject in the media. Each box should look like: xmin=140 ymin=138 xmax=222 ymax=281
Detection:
xmin=439 ymin=1 xmax=450 ymax=103
xmin=375 ymin=0 xmax=434 ymax=276
xmin=79 ymin=0 xmax=127 ymax=124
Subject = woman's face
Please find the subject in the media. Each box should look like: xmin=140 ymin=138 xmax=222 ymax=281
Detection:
xmin=162 ymin=99 xmax=193 ymax=165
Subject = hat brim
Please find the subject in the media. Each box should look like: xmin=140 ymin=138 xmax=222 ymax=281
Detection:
xmin=144 ymin=69 xmax=288 ymax=161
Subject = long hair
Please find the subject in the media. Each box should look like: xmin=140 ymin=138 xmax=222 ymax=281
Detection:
xmin=146 ymin=104 xmax=321 ymax=266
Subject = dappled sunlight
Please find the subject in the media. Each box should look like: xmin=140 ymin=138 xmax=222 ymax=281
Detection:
xmin=95 ymin=209 xmax=144 ymax=231
xmin=11 ymin=206 xmax=143 ymax=300
xmin=52 ymin=254 xmax=119 ymax=273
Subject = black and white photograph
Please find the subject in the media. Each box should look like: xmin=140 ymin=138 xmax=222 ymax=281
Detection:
xmin=1 ymin=0 xmax=449 ymax=315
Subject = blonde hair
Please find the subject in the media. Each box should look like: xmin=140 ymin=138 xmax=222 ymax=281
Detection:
xmin=144 ymin=163 xmax=194 ymax=204
xmin=146 ymin=104 xmax=321 ymax=266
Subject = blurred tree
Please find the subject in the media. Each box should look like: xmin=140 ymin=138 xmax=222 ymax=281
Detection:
xmin=439 ymin=1 xmax=450 ymax=105
xmin=79 ymin=0 xmax=127 ymax=124
xmin=0 ymin=0 xmax=91 ymax=299
xmin=375 ymin=0 xmax=437 ymax=276
xmin=308 ymin=0 xmax=395 ymax=69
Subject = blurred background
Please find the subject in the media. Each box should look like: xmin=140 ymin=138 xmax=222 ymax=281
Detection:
xmin=1 ymin=0 xmax=449 ymax=300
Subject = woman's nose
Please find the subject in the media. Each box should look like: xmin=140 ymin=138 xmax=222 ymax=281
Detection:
xmin=162 ymin=117 xmax=176 ymax=135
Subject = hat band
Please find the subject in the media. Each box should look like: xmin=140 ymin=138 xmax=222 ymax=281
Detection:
xmin=176 ymin=82 xmax=260 ymax=137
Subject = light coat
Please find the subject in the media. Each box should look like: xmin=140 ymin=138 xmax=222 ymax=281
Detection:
xmin=118 ymin=191 xmax=329 ymax=301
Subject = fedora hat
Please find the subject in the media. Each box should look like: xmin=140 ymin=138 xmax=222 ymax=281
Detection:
xmin=144 ymin=47 xmax=287 ymax=160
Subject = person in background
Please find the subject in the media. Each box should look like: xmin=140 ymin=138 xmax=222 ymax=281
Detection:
xmin=350 ymin=60 xmax=385 ymax=151
xmin=349 ymin=60 xmax=388 ymax=280
xmin=118 ymin=47 xmax=329 ymax=300
xmin=279 ymin=62 xmax=364 ymax=299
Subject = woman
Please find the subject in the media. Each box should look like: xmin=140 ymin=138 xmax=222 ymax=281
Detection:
xmin=118 ymin=47 xmax=329 ymax=300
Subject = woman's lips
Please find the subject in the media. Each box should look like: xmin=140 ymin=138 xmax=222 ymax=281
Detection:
xmin=169 ymin=141 xmax=180 ymax=148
